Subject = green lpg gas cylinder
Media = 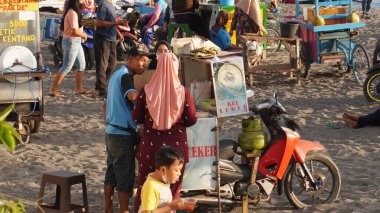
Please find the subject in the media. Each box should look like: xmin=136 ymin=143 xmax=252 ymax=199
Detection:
xmin=239 ymin=118 xmax=267 ymax=151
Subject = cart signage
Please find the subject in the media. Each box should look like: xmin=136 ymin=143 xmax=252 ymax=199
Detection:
xmin=0 ymin=1 xmax=38 ymax=54
xmin=0 ymin=0 xmax=38 ymax=12
xmin=211 ymin=56 xmax=249 ymax=117
xmin=183 ymin=117 xmax=217 ymax=190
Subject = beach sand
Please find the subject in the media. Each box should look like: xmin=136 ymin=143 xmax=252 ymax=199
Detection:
xmin=1 ymin=4 xmax=379 ymax=213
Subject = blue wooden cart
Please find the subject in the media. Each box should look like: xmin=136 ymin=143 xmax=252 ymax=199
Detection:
xmin=295 ymin=0 xmax=370 ymax=84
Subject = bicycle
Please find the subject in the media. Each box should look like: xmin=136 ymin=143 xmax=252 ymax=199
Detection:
xmin=300 ymin=30 xmax=370 ymax=84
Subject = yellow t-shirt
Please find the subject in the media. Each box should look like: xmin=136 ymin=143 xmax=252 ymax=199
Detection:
xmin=139 ymin=174 xmax=173 ymax=212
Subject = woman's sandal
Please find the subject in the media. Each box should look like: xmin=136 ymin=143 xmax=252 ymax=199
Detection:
xmin=48 ymin=91 xmax=64 ymax=97
xmin=75 ymin=89 xmax=92 ymax=95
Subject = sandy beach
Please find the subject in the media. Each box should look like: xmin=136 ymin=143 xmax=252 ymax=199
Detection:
xmin=1 ymin=4 xmax=380 ymax=213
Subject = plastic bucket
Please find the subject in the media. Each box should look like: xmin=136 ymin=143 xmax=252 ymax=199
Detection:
xmin=220 ymin=0 xmax=234 ymax=6
xmin=280 ymin=21 xmax=299 ymax=38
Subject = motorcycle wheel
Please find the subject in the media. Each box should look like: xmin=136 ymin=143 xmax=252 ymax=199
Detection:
xmin=284 ymin=152 xmax=341 ymax=209
xmin=363 ymin=69 xmax=380 ymax=102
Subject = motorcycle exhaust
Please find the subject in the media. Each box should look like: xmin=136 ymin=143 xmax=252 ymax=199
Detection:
xmin=194 ymin=197 xmax=237 ymax=206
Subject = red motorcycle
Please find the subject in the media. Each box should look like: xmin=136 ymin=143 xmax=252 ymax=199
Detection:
xmin=186 ymin=92 xmax=341 ymax=210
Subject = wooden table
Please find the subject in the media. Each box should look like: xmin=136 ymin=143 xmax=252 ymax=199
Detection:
xmin=240 ymin=34 xmax=302 ymax=87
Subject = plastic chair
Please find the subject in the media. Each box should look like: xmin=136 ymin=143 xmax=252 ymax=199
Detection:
xmin=37 ymin=170 xmax=89 ymax=213
xmin=167 ymin=23 xmax=190 ymax=43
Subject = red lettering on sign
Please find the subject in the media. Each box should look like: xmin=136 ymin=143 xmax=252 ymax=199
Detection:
xmin=189 ymin=146 xmax=217 ymax=158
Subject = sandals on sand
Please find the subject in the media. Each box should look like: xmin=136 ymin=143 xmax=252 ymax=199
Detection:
xmin=75 ymin=89 xmax=92 ymax=95
xmin=48 ymin=91 xmax=64 ymax=97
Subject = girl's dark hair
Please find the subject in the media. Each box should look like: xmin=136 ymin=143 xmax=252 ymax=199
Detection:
xmin=60 ymin=0 xmax=83 ymax=31
xmin=215 ymin=10 xmax=229 ymax=29
xmin=155 ymin=146 xmax=184 ymax=169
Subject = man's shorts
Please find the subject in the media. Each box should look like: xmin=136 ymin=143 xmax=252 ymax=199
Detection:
xmin=104 ymin=133 xmax=137 ymax=193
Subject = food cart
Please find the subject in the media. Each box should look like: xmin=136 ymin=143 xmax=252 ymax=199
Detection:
xmin=295 ymin=0 xmax=370 ymax=84
xmin=0 ymin=1 xmax=49 ymax=143
xmin=180 ymin=53 xmax=251 ymax=212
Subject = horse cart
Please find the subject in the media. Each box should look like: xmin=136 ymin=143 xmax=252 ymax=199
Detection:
xmin=295 ymin=0 xmax=370 ymax=83
xmin=0 ymin=1 xmax=49 ymax=144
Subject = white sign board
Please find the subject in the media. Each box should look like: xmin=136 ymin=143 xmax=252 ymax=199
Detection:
xmin=211 ymin=56 xmax=249 ymax=117
xmin=182 ymin=117 xmax=217 ymax=190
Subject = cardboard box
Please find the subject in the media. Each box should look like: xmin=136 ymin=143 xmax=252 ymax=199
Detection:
xmin=307 ymin=6 xmax=348 ymax=25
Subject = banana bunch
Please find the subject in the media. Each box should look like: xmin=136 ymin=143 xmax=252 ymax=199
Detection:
xmin=0 ymin=104 xmax=20 ymax=152
xmin=191 ymin=47 xmax=221 ymax=57
xmin=0 ymin=200 xmax=25 ymax=213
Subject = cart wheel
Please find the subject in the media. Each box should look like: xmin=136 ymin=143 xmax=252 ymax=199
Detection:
xmin=300 ymin=42 xmax=311 ymax=79
xmin=29 ymin=120 xmax=41 ymax=133
xmin=265 ymin=28 xmax=281 ymax=52
xmin=351 ymin=44 xmax=370 ymax=84
xmin=18 ymin=123 xmax=31 ymax=144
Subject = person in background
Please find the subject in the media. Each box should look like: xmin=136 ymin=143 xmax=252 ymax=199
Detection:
xmin=141 ymin=0 xmax=168 ymax=47
xmin=172 ymin=0 xmax=209 ymax=38
xmin=210 ymin=10 xmax=242 ymax=51
xmin=362 ymin=0 xmax=372 ymax=19
xmin=230 ymin=0 xmax=266 ymax=45
xmin=148 ymin=40 xmax=171 ymax=70
xmin=93 ymin=0 xmax=127 ymax=99
xmin=342 ymin=109 xmax=380 ymax=129
xmin=49 ymin=0 xmax=90 ymax=97
xmin=103 ymin=44 xmax=152 ymax=213
xmin=139 ymin=146 xmax=186 ymax=213
xmin=132 ymin=53 xmax=197 ymax=213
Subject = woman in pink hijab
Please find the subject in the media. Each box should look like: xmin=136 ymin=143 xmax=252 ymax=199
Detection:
xmin=132 ymin=52 xmax=197 ymax=212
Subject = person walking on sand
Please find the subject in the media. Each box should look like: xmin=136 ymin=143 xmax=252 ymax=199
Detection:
xmin=49 ymin=0 xmax=91 ymax=97
xmin=362 ymin=0 xmax=372 ymax=19
xmin=342 ymin=109 xmax=380 ymax=129
xmin=103 ymin=44 xmax=152 ymax=213
xmin=132 ymin=53 xmax=197 ymax=213
xmin=93 ymin=0 xmax=127 ymax=99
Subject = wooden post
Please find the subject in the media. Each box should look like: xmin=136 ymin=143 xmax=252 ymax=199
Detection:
xmin=242 ymin=195 xmax=249 ymax=213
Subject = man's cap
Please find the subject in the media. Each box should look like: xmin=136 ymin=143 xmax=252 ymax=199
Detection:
xmin=128 ymin=44 xmax=154 ymax=59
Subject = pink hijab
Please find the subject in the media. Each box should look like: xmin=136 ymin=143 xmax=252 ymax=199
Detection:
xmin=236 ymin=0 xmax=266 ymax=34
xmin=144 ymin=53 xmax=185 ymax=130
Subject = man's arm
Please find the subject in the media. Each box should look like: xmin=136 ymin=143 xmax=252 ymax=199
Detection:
xmin=96 ymin=18 xmax=126 ymax=28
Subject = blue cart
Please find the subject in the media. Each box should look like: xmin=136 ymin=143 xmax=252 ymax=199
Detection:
xmin=295 ymin=0 xmax=370 ymax=84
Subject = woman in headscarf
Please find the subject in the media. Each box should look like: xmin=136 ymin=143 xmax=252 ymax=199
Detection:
xmin=230 ymin=0 xmax=266 ymax=45
xmin=132 ymin=53 xmax=197 ymax=213
xmin=148 ymin=40 xmax=171 ymax=70
xmin=211 ymin=10 xmax=242 ymax=51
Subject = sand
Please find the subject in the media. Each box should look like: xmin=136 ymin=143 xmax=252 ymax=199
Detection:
xmin=0 ymin=4 xmax=379 ymax=213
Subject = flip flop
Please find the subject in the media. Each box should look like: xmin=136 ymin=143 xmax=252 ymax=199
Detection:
xmin=48 ymin=91 xmax=64 ymax=97
xmin=75 ymin=89 xmax=92 ymax=95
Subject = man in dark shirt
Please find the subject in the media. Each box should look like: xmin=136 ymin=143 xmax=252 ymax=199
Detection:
xmin=94 ymin=0 xmax=127 ymax=98
xmin=172 ymin=0 xmax=209 ymax=38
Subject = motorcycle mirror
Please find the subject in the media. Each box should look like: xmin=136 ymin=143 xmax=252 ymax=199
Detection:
xmin=272 ymin=89 xmax=278 ymax=98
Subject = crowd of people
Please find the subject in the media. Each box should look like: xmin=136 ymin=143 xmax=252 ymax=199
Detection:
xmin=44 ymin=0 xmax=378 ymax=212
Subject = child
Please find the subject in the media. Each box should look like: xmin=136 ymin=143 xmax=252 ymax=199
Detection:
xmin=210 ymin=10 xmax=241 ymax=51
xmin=139 ymin=146 xmax=185 ymax=213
